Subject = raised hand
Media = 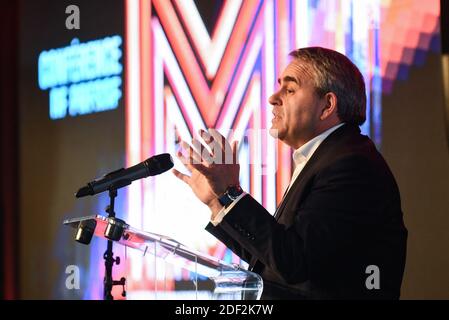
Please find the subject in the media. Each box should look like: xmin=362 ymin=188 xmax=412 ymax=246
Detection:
xmin=172 ymin=129 xmax=240 ymax=215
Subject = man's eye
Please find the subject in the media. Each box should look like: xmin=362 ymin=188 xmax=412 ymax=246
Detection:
xmin=286 ymin=89 xmax=294 ymax=94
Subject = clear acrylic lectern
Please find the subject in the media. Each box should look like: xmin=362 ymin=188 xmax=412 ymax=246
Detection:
xmin=64 ymin=215 xmax=263 ymax=300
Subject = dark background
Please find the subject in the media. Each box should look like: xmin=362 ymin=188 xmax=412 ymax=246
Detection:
xmin=1 ymin=0 xmax=125 ymax=299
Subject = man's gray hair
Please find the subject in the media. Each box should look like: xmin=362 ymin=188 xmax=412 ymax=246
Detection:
xmin=289 ymin=47 xmax=366 ymax=126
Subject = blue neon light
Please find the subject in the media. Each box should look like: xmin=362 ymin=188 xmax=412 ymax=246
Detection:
xmin=38 ymin=36 xmax=123 ymax=120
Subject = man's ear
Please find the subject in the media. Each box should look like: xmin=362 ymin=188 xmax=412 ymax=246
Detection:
xmin=320 ymin=92 xmax=338 ymax=120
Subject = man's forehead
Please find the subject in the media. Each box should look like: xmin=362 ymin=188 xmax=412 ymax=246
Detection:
xmin=278 ymin=59 xmax=312 ymax=84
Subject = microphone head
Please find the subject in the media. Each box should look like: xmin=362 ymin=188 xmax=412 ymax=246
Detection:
xmin=75 ymin=185 xmax=93 ymax=198
xmin=145 ymin=153 xmax=174 ymax=176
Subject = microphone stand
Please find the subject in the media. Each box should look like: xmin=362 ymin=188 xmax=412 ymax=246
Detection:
xmin=103 ymin=187 xmax=126 ymax=300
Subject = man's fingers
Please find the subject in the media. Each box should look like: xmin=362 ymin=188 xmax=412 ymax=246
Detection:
xmin=207 ymin=129 xmax=226 ymax=152
xmin=172 ymin=168 xmax=190 ymax=185
xmin=176 ymin=148 xmax=209 ymax=175
xmin=199 ymin=129 xmax=215 ymax=152
xmin=191 ymin=137 xmax=213 ymax=165
xmin=176 ymin=149 xmax=195 ymax=172
xmin=204 ymin=129 xmax=235 ymax=164
xmin=180 ymin=140 xmax=202 ymax=164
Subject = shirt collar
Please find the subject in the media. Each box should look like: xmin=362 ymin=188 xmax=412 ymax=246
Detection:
xmin=293 ymin=123 xmax=345 ymax=166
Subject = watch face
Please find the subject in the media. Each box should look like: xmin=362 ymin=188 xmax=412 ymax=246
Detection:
xmin=228 ymin=186 xmax=243 ymax=198
xmin=218 ymin=193 xmax=232 ymax=207
xmin=218 ymin=186 xmax=243 ymax=206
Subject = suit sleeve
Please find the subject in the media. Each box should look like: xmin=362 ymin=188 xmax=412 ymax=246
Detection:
xmin=205 ymin=154 xmax=397 ymax=285
xmin=205 ymin=200 xmax=255 ymax=264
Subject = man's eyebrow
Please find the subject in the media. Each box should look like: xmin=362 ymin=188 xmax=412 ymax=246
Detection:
xmin=277 ymin=76 xmax=299 ymax=85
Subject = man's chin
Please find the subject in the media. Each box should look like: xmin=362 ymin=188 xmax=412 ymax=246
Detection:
xmin=269 ymin=128 xmax=279 ymax=139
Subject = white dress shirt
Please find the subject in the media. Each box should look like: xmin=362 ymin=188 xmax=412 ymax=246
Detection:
xmin=211 ymin=123 xmax=345 ymax=226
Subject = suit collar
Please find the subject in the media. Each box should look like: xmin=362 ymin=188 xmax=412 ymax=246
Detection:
xmin=292 ymin=123 xmax=345 ymax=167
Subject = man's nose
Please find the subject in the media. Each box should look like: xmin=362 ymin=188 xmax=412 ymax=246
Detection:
xmin=268 ymin=91 xmax=281 ymax=106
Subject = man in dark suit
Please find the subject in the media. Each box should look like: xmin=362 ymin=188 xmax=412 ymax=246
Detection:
xmin=173 ymin=47 xmax=407 ymax=299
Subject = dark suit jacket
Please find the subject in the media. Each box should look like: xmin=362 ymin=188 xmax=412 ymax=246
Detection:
xmin=206 ymin=124 xmax=407 ymax=299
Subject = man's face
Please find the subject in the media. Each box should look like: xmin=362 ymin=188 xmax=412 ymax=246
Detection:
xmin=269 ymin=59 xmax=326 ymax=149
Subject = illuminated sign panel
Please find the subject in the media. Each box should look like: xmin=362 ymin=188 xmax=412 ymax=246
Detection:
xmin=38 ymin=36 xmax=123 ymax=119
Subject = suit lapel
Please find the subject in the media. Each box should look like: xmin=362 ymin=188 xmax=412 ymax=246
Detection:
xmin=274 ymin=124 xmax=359 ymax=223
xmin=274 ymin=155 xmax=316 ymax=222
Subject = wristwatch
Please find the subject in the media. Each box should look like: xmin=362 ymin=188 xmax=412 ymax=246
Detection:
xmin=218 ymin=185 xmax=243 ymax=208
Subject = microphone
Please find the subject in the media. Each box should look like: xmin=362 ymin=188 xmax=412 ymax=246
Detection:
xmin=75 ymin=153 xmax=174 ymax=198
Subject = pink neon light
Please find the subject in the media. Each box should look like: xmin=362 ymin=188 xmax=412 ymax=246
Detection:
xmin=262 ymin=0 xmax=276 ymax=211
xmin=210 ymin=0 xmax=260 ymax=106
xmin=152 ymin=18 xmax=206 ymax=135
xmin=216 ymin=6 xmax=264 ymax=130
xmin=140 ymin=0 xmax=153 ymax=158
xmin=152 ymin=0 xmax=215 ymax=127
xmin=125 ymin=0 xmax=144 ymax=283
xmin=275 ymin=0 xmax=292 ymax=202
xmin=173 ymin=0 xmax=242 ymax=79
xmin=125 ymin=0 xmax=141 ymax=167
xmin=152 ymin=22 xmax=165 ymax=154
xmin=249 ymin=84 xmax=263 ymax=203
xmin=164 ymin=86 xmax=193 ymax=143
xmin=230 ymin=74 xmax=261 ymax=144
xmin=217 ymin=36 xmax=263 ymax=130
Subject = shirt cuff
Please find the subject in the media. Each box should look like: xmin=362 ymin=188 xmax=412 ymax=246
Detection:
xmin=210 ymin=192 xmax=247 ymax=226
